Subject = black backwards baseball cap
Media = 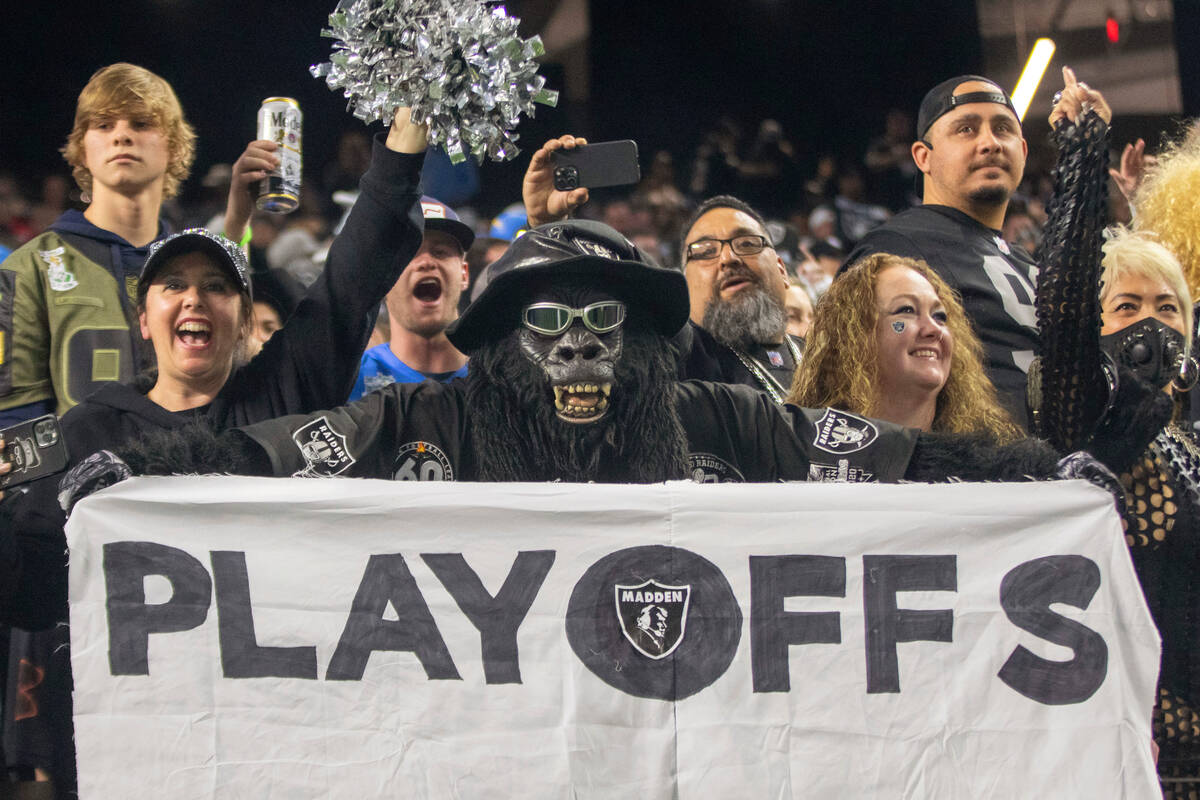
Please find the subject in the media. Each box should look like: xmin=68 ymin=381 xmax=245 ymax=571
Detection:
xmin=916 ymin=75 xmax=1019 ymax=141
xmin=138 ymin=228 xmax=252 ymax=303
xmin=421 ymin=196 xmax=475 ymax=252
xmin=447 ymin=220 xmax=689 ymax=355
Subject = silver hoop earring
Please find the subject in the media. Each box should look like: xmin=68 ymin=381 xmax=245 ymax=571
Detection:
xmin=1173 ymin=356 xmax=1200 ymax=392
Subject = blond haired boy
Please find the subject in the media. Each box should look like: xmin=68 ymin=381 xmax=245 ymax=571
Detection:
xmin=0 ymin=63 xmax=195 ymax=424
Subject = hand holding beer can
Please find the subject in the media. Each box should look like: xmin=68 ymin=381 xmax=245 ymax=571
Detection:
xmin=256 ymin=97 xmax=302 ymax=213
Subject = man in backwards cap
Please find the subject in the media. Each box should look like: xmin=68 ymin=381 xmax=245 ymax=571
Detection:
xmin=97 ymin=220 xmax=1091 ymax=490
xmin=844 ymin=71 xmax=1108 ymax=428
xmin=843 ymin=75 xmax=1034 ymax=426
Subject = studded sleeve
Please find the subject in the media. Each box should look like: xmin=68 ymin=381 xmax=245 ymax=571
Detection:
xmin=1031 ymin=112 xmax=1111 ymax=453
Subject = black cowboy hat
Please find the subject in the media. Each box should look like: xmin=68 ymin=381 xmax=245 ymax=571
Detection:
xmin=447 ymin=220 xmax=689 ymax=354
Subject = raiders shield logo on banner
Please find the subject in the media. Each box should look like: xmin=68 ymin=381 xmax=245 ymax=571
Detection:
xmin=291 ymin=416 xmax=356 ymax=477
xmin=812 ymin=408 xmax=879 ymax=455
xmin=614 ymin=579 xmax=691 ymax=659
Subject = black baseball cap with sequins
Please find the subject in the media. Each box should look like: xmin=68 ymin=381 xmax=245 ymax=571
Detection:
xmin=138 ymin=228 xmax=252 ymax=303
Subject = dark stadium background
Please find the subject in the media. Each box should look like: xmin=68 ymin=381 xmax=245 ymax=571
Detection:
xmin=1 ymin=0 xmax=1195 ymax=216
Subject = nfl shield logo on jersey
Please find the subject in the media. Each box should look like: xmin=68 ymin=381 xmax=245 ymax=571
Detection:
xmin=614 ymin=579 xmax=692 ymax=659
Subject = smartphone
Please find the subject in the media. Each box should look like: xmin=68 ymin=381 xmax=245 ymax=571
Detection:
xmin=1 ymin=414 xmax=70 ymax=491
xmin=552 ymin=140 xmax=641 ymax=191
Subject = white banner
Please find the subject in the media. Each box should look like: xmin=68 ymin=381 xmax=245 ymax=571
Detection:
xmin=68 ymin=478 xmax=1161 ymax=798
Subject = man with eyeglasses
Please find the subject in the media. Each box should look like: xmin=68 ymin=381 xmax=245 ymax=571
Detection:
xmin=519 ymin=137 xmax=800 ymax=401
xmin=675 ymin=195 xmax=801 ymax=402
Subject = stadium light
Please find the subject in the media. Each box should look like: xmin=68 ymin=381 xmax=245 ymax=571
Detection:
xmin=1106 ymin=14 xmax=1120 ymax=44
xmin=1011 ymin=38 xmax=1057 ymax=122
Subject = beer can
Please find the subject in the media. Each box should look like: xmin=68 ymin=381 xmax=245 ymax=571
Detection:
xmin=256 ymin=97 xmax=302 ymax=213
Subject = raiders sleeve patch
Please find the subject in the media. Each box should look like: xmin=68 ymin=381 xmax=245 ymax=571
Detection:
xmin=811 ymin=408 xmax=879 ymax=454
xmin=291 ymin=416 xmax=356 ymax=478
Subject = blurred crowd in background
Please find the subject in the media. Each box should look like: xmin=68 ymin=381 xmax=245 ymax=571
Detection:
xmin=0 ymin=107 xmax=1138 ymax=342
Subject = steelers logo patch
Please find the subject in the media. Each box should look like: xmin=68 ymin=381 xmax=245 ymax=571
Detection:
xmin=392 ymin=440 xmax=454 ymax=481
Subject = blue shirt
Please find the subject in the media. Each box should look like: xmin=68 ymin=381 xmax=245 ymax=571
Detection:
xmin=348 ymin=343 xmax=468 ymax=401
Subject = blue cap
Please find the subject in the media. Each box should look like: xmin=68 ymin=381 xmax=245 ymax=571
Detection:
xmin=488 ymin=203 xmax=528 ymax=242
xmin=420 ymin=196 xmax=474 ymax=251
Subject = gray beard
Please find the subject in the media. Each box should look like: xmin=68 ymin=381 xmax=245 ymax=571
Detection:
xmin=702 ymin=284 xmax=787 ymax=352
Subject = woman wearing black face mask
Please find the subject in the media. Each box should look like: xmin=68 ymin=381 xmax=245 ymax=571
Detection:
xmin=1034 ymin=98 xmax=1200 ymax=789
xmin=1073 ymin=230 xmax=1200 ymax=792
xmin=1097 ymin=230 xmax=1195 ymax=400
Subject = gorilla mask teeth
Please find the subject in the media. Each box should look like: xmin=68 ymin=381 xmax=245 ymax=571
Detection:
xmin=552 ymin=382 xmax=613 ymax=422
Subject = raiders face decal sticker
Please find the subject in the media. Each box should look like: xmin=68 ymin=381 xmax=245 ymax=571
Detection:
xmin=812 ymin=408 xmax=879 ymax=455
xmin=291 ymin=416 xmax=356 ymax=478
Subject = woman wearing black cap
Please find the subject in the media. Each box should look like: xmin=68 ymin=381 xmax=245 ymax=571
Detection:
xmin=0 ymin=107 xmax=431 ymax=798
xmin=2 ymin=104 xmax=429 ymax=614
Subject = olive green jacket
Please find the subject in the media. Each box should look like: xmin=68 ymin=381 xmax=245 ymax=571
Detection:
xmin=0 ymin=227 xmax=152 ymax=415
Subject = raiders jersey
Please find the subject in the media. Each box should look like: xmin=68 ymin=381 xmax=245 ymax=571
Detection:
xmin=237 ymin=379 xmax=918 ymax=484
xmin=844 ymin=204 xmax=1038 ymax=428
xmin=673 ymin=321 xmax=804 ymax=403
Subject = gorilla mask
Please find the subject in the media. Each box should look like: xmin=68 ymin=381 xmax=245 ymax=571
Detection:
xmin=518 ymin=285 xmax=625 ymax=424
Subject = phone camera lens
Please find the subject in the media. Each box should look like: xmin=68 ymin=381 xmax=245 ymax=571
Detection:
xmin=555 ymin=165 xmax=579 ymax=190
xmin=34 ymin=421 xmax=57 ymax=446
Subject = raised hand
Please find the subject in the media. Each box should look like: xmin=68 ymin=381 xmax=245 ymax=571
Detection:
xmin=523 ymin=135 xmax=591 ymax=228
xmin=1109 ymin=138 xmax=1156 ymax=202
xmin=1049 ymin=65 xmax=1112 ymax=127
xmin=224 ymin=139 xmax=281 ymax=244
xmin=385 ymin=106 xmax=430 ymax=155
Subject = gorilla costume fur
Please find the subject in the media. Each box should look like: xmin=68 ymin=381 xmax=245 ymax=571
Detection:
xmin=99 ymin=220 xmax=1126 ymax=491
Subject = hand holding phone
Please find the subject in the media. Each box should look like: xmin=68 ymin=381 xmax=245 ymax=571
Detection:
xmin=551 ymin=140 xmax=641 ymax=191
xmin=0 ymin=415 xmax=70 ymax=492
xmin=524 ymin=135 xmax=587 ymax=227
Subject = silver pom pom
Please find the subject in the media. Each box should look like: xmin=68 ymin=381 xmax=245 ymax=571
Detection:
xmin=311 ymin=0 xmax=559 ymax=164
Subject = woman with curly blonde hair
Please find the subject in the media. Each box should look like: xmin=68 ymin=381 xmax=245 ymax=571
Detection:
xmin=787 ymin=252 xmax=1022 ymax=443
xmin=1133 ymin=125 xmax=1200 ymax=298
